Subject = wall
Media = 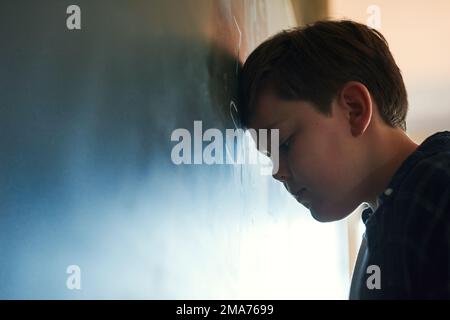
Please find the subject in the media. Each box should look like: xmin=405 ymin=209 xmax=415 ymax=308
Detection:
xmin=0 ymin=0 xmax=349 ymax=299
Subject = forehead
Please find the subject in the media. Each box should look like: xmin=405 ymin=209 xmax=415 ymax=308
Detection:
xmin=248 ymin=93 xmax=285 ymax=130
xmin=247 ymin=92 xmax=313 ymax=131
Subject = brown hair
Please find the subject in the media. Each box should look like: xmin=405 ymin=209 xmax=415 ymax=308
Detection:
xmin=239 ymin=20 xmax=408 ymax=130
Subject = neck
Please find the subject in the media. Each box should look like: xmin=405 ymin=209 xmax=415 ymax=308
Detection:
xmin=362 ymin=127 xmax=419 ymax=207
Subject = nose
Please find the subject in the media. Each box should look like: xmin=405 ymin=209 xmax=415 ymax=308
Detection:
xmin=272 ymin=156 xmax=290 ymax=182
xmin=273 ymin=171 xmax=288 ymax=182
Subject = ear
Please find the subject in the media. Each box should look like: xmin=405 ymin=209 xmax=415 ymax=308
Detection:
xmin=337 ymin=81 xmax=373 ymax=137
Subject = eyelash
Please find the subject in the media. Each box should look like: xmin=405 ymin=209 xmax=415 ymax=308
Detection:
xmin=281 ymin=137 xmax=291 ymax=149
xmin=263 ymin=136 xmax=292 ymax=157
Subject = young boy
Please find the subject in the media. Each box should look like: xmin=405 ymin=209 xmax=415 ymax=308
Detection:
xmin=238 ymin=20 xmax=450 ymax=299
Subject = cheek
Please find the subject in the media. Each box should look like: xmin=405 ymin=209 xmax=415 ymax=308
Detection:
xmin=292 ymin=123 xmax=360 ymax=220
xmin=297 ymin=129 xmax=352 ymax=194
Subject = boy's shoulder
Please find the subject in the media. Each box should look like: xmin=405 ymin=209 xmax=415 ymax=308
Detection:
xmin=400 ymin=131 xmax=450 ymax=200
xmin=400 ymin=149 xmax=450 ymax=226
xmin=372 ymin=131 xmax=450 ymax=233
xmin=390 ymin=131 xmax=450 ymax=239
xmin=358 ymin=132 xmax=450 ymax=299
xmin=370 ymin=131 xmax=450 ymax=209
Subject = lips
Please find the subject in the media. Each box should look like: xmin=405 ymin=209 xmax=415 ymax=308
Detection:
xmin=294 ymin=187 xmax=307 ymax=198
xmin=293 ymin=188 xmax=311 ymax=208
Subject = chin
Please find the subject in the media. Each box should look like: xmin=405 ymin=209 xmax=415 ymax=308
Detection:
xmin=309 ymin=204 xmax=351 ymax=223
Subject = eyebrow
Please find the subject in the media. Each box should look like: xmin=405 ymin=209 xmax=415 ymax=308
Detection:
xmin=266 ymin=120 xmax=284 ymax=130
xmin=252 ymin=120 xmax=286 ymax=157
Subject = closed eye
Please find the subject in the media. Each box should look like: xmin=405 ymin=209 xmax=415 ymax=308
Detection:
xmin=281 ymin=136 xmax=291 ymax=150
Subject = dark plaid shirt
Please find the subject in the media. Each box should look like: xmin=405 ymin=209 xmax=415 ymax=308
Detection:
xmin=350 ymin=131 xmax=450 ymax=299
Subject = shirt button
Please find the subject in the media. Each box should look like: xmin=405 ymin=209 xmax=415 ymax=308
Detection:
xmin=384 ymin=188 xmax=393 ymax=196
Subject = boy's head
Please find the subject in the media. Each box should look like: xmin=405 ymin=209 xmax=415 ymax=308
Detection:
xmin=239 ymin=20 xmax=409 ymax=222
